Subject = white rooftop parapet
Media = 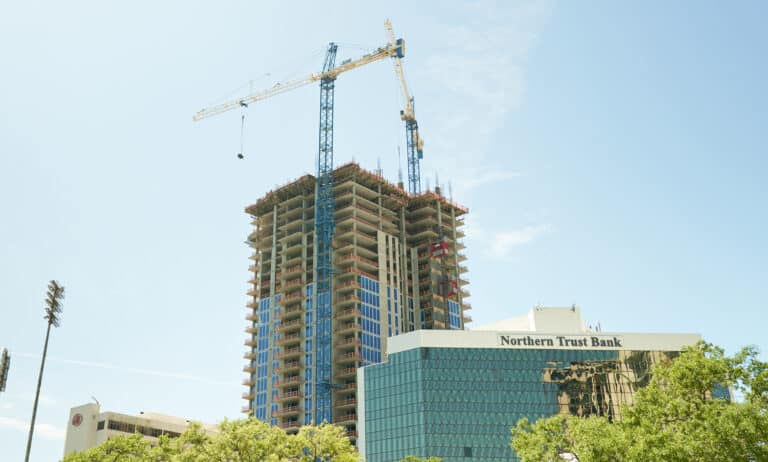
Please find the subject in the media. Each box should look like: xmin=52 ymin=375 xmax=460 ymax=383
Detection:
xmin=474 ymin=306 xmax=588 ymax=333
xmin=385 ymin=306 xmax=700 ymax=355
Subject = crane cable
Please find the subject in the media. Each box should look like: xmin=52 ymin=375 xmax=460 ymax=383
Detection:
xmin=238 ymin=102 xmax=248 ymax=159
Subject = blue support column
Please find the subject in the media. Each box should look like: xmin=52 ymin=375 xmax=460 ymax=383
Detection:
xmin=314 ymin=42 xmax=338 ymax=424
xmin=406 ymin=119 xmax=421 ymax=194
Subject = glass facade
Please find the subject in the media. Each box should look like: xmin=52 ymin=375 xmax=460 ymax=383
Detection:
xmin=447 ymin=300 xmax=461 ymax=330
xmin=254 ymin=297 xmax=272 ymax=421
xmin=363 ymin=347 xmax=678 ymax=462
xmin=360 ymin=276 xmax=382 ymax=365
xmin=304 ymin=283 xmax=314 ymax=425
xmin=271 ymin=293 xmax=281 ymax=426
xmin=407 ymin=297 xmax=416 ymax=331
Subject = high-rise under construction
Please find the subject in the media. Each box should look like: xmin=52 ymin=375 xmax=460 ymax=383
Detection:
xmin=241 ymin=162 xmax=470 ymax=441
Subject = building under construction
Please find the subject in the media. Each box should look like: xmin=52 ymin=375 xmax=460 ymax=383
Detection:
xmin=242 ymin=162 xmax=470 ymax=441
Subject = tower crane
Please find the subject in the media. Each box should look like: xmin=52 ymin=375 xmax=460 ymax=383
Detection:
xmin=192 ymin=41 xmax=403 ymax=121
xmin=385 ymin=19 xmax=424 ymax=195
xmin=193 ymin=32 xmax=405 ymax=426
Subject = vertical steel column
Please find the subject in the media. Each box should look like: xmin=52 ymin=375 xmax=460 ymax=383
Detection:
xmin=450 ymin=207 xmax=463 ymax=329
xmin=266 ymin=204 xmax=278 ymax=420
xmin=406 ymin=118 xmax=421 ymax=194
xmin=314 ymin=43 xmax=337 ymax=424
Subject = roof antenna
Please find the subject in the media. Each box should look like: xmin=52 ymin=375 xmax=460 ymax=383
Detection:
xmin=397 ymin=146 xmax=404 ymax=189
xmin=376 ymin=157 xmax=383 ymax=177
xmin=448 ymin=181 xmax=453 ymax=202
xmin=435 ymin=172 xmax=441 ymax=196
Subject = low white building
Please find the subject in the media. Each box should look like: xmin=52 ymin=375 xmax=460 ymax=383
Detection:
xmin=63 ymin=403 xmax=217 ymax=457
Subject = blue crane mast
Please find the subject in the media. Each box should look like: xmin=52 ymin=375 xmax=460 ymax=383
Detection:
xmin=313 ymin=43 xmax=338 ymax=424
xmin=404 ymin=97 xmax=423 ymax=194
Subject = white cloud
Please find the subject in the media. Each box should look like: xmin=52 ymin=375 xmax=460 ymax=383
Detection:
xmin=487 ymin=224 xmax=552 ymax=258
xmin=412 ymin=0 xmax=554 ymax=199
xmin=15 ymin=352 xmax=237 ymax=388
xmin=0 ymin=416 xmax=65 ymax=441
xmin=461 ymin=169 xmax=521 ymax=192
xmin=13 ymin=391 xmax=57 ymax=408
xmin=461 ymin=215 xmax=484 ymax=242
xmin=425 ymin=167 xmax=520 ymax=200
xmin=36 ymin=393 xmax=56 ymax=406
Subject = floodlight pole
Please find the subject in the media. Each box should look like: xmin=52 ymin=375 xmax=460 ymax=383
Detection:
xmin=0 ymin=348 xmax=10 ymax=393
xmin=24 ymin=280 xmax=64 ymax=462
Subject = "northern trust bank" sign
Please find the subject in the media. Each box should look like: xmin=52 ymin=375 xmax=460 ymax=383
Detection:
xmin=384 ymin=326 xmax=701 ymax=355
xmin=498 ymin=335 xmax=624 ymax=348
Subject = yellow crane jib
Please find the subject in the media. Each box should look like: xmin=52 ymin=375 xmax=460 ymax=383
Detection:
xmin=192 ymin=40 xmax=405 ymax=122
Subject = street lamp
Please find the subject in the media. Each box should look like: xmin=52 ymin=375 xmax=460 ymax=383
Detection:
xmin=24 ymin=280 xmax=65 ymax=462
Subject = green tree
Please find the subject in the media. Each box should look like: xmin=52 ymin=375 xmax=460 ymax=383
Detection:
xmin=61 ymin=434 xmax=155 ymax=462
xmin=295 ymin=422 xmax=357 ymax=462
xmin=511 ymin=342 xmax=768 ymax=462
xmin=177 ymin=419 xmax=293 ymax=462
xmin=62 ymin=419 xmax=356 ymax=462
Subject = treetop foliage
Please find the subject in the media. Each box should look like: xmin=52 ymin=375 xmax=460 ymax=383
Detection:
xmin=63 ymin=419 xmax=444 ymax=462
xmin=511 ymin=342 xmax=768 ymax=462
xmin=63 ymin=420 xmax=357 ymax=462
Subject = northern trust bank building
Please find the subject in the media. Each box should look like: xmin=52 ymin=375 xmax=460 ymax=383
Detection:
xmin=357 ymin=306 xmax=700 ymax=462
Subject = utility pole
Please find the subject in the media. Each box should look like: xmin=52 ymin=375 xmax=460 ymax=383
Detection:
xmin=25 ymin=280 xmax=64 ymax=462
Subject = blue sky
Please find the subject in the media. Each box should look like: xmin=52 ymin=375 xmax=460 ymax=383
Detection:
xmin=1 ymin=1 xmax=766 ymax=460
